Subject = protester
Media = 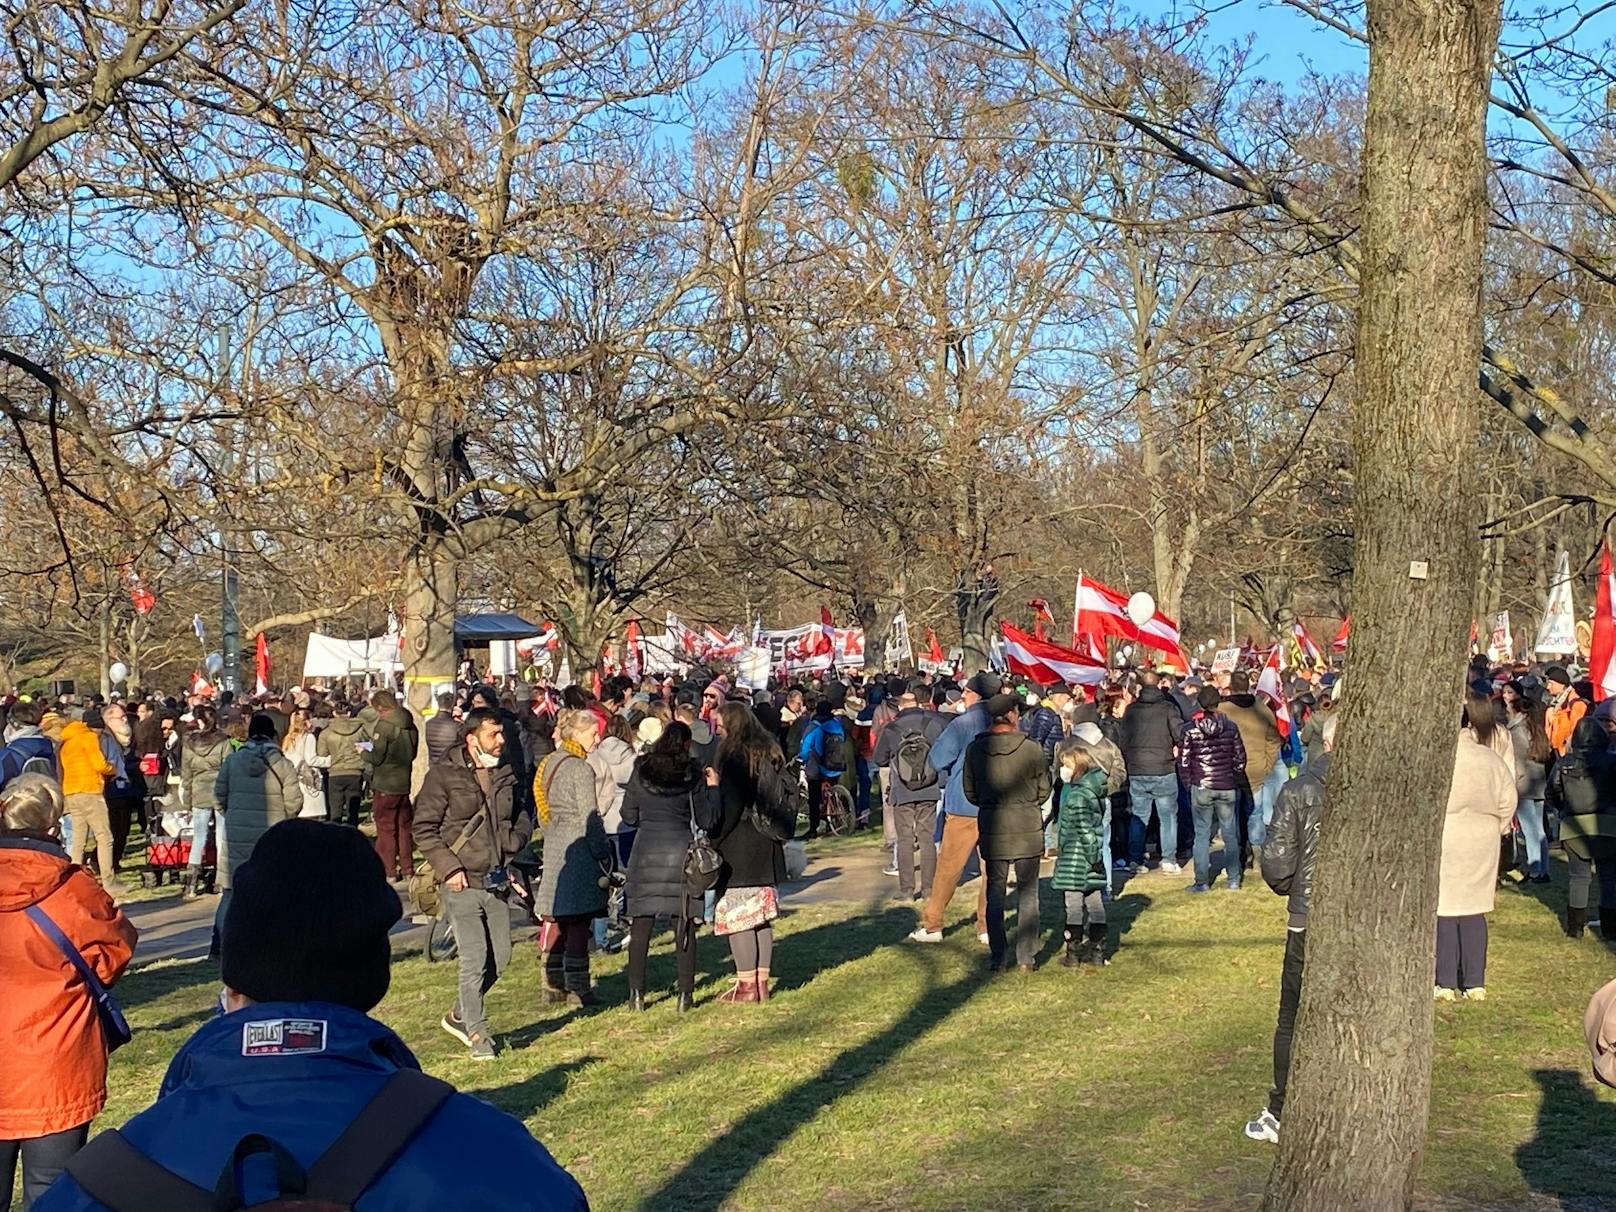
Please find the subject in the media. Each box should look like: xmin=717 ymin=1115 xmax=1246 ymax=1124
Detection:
xmin=1050 ymin=742 xmax=1110 ymax=968
xmin=413 ymin=707 xmax=531 ymax=1060
xmin=368 ymin=691 xmax=417 ymax=881
xmin=33 ymin=819 xmax=587 ymax=1212
xmin=280 ymin=708 xmax=327 ymax=820
xmin=1245 ymin=712 xmax=1336 ymax=1145
xmin=0 ymin=699 xmax=57 ymax=789
xmin=424 ymin=691 xmax=462 ymax=767
xmin=798 ymin=700 xmax=848 ymax=838
xmin=871 ymin=689 xmax=945 ymax=902
xmin=588 ymin=712 xmax=638 ymax=949
xmin=907 ymin=672 xmax=998 ymax=945
xmin=963 ymin=693 xmax=1050 ymax=972
xmin=1435 ymin=693 xmax=1518 ymax=1002
xmin=1506 ymin=691 xmax=1552 ymax=883
xmin=531 ymin=709 xmax=612 ymax=1008
xmin=620 ymin=721 xmax=709 ymax=1012
xmin=1120 ymin=670 xmax=1182 ymax=873
xmin=1178 ymin=685 xmax=1247 ymax=893
xmin=1550 ymin=716 xmax=1616 ymax=940
xmin=315 ymin=698 xmax=368 ymax=826
xmin=212 ymin=713 xmax=300 ymax=961
xmin=0 ymin=773 xmax=137 ymax=1210
xmin=1545 ymin=665 xmax=1587 ymax=755
xmin=58 ymin=713 xmax=116 ymax=897
xmin=708 ymin=702 xmax=789 ymax=1003
xmin=178 ymin=707 xmax=230 ymax=902
xmin=1218 ymin=670 xmax=1282 ymax=869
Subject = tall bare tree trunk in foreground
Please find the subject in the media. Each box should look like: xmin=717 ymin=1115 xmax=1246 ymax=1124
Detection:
xmin=1263 ymin=0 xmax=1502 ymax=1208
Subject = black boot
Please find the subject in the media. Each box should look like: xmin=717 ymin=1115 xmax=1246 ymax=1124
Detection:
xmin=1567 ymin=906 xmax=1588 ymax=939
xmin=207 ymin=925 xmax=221 ymax=961
xmin=1085 ymin=923 xmax=1109 ymax=968
xmin=1060 ymin=928 xmax=1082 ymax=968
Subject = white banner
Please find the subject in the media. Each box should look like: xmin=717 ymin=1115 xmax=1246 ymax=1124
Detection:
xmin=1536 ymin=550 xmax=1578 ymax=655
xmin=888 ymin=612 xmax=914 ymax=666
xmin=1486 ymin=611 xmax=1513 ymax=663
xmin=735 ymin=646 xmax=771 ymax=690
xmin=1211 ymin=647 xmax=1240 ymax=674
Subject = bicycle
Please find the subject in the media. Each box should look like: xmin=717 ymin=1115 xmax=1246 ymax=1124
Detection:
xmin=822 ymin=782 xmax=856 ymax=836
xmin=426 ymin=913 xmax=457 ymax=963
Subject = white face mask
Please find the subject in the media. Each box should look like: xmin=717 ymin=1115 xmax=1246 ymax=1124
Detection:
xmin=470 ymin=741 xmax=500 ymax=768
xmin=1060 ymin=766 xmax=1076 ymax=784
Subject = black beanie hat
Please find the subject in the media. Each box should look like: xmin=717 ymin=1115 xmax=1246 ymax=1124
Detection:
xmin=1545 ymin=664 xmax=1571 ymax=688
xmin=222 ymin=819 xmax=401 ymax=1012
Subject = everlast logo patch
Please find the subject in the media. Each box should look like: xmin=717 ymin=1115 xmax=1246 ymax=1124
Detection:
xmin=241 ymin=1018 xmax=327 ymax=1057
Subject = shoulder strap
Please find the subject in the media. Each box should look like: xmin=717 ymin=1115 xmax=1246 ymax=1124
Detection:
xmin=25 ymin=905 xmax=109 ymax=999
xmin=64 ymin=1129 xmax=214 ymax=1212
xmin=305 ymin=1069 xmax=454 ymax=1204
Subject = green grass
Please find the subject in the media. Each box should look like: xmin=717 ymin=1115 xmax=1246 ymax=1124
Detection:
xmin=95 ymin=858 xmax=1616 ymax=1212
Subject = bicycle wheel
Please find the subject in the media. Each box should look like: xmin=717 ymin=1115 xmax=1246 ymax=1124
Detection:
xmin=426 ymin=914 xmax=458 ymax=963
xmin=825 ymin=786 xmax=856 ymax=836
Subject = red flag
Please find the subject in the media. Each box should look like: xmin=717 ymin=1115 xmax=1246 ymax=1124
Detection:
xmin=1591 ymin=544 xmax=1616 ymax=702
xmin=1000 ymin=623 xmax=1109 ymax=687
xmin=810 ymin=606 xmax=835 ymax=658
xmin=1028 ymin=598 xmax=1054 ymax=641
xmin=1254 ymin=645 xmax=1294 ymax=739
xmin=1072 ymin=572 xmax=1185 ymax=667
xmin=254 ymin=633 xmax=271 ymax=696
xmin=624 ymin=621 xmax=643 ymax=681
xmin=1332 ymin=616 xmax=1350 ymax=653
xmin=925 ymin=628 xmax=945 ymax=664
xmin=125 ymin=568 xmax=155 ymax=616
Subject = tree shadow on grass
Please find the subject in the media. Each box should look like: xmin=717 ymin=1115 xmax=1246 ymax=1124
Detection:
xmin=1514 ymin=1068 xmax=1616 ymax=1209
xmin=472 ymin=1055 xmax=600 ymax=1123
xmin=635 ymin=947 xmax=990 ymax=1212
xmin=117 ymin=959 xmax=220 ymax=1013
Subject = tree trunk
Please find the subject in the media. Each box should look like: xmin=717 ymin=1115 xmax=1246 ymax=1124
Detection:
xmin=954 ymin=565 xmax=999 ymax=674
xmin=1262 ymin=0 xmax=1501 ymax=1207
xmin=402 ymin=537 xmax=457 ymax=792
xmin=98 ymin=597 xmax=112 ymax=699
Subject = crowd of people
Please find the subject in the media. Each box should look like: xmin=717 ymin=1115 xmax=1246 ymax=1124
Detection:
xmin=2 ymin=646 xmax=1614 ymax=1205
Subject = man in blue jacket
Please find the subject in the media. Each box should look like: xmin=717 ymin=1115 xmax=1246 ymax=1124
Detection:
xmin=0 ymin=699 xmax=59 ymax=790
xmin=37 ymin=819 xmax=588 ymax=1212
xmin=907 ymin=671 xmax=1000 ymax=943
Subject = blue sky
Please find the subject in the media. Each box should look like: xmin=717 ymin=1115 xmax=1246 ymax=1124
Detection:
xmin=1141 ymin=0 xmax=1365 ymax=84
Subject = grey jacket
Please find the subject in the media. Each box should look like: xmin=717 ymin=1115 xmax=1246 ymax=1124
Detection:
xmin=1260 ymin=752 xmax=1328 ymax=927
xmin=214 ymin=739 xmax=300 ymax=886
xmin=181 ymin=733 xmax=232 ymax=813
xmin=871 ymin=707 xmax=946 ymax=806
xmin=531 ymin=751 xmax=612 ymax=919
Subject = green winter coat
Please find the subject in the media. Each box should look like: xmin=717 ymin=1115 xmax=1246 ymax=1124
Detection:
xmin=213 ymin=738 xmax=299 ymax=888
xmin=316 ymin=716 xmax=370 ymax=776
xmin=369 ymin=712 xmax=416 ymax=796
xmin=1050 ymin=769 xmax=1109 ymax=894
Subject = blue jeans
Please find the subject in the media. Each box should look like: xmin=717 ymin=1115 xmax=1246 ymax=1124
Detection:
xmin=187 ymin=807 xmax=216 ymax=871
xmin=1516 ymin=798 xmax=1546 ymax=877
xmin=1128 ymin=774 xmax=1179 ymax=866
xmin=1190 ymin=787 xmax=1240 ymax=887
xmin=1254 ymin=759 xmax=1290 ymax=841
xmin=856 ymin=757 xmax=873 ymax=820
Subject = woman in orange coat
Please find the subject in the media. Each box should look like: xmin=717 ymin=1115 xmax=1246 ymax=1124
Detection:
xmin=0 ymin=773 xmax=137 ymax=1209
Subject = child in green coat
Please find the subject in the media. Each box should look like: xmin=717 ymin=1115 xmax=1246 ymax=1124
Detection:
xmin=1052 ymin=742 xmax=1110 ymax=968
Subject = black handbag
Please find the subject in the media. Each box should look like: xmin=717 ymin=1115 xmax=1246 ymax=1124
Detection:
xmin=684 ymin=792 xmax=723 ymax=897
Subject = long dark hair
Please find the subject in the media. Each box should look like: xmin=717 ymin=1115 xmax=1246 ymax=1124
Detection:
xmin=639 ymin=720 xmax=696 ymax=785
xmin=1462 ymin=691 xmax=1498 ymax=749
xmin=716 ymin=702 xmax=782 ymax=781
xmin=1507 ymin=696 xmax=1552 ymax=766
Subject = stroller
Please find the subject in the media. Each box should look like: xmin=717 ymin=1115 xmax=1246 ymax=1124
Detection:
xmin=143 ymin=804 xmax=218 ymax=892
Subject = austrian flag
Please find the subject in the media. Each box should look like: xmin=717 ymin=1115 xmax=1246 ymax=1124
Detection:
xmin=1000 ymin=623 xmax=1109 ymax=687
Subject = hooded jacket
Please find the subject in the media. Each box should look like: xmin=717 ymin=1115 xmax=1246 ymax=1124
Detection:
xmin=59 ymin=721 xmax=115 ymax=797
xmin=32 ymin=1002 xmax=586 ymax=1212
xmin=316 ymin=716 xmax=371 ymax=777
xmin=1261 ymin=753 xmax=1328 ymax=926
xmin=0 ymin=835 xmax=137 ymax=1139
xmin=1176 ymin=711 xmax=1247 ymax=791
xmin=0 ymin=728 xmax=57 ymax=789
xmin=180 ymin=732 xmax=233 ymax=813
xmin=214 ymin=739 xmax=300 ymax=886
xmin=620 ymin=755 xmax=706 ymax=919
xmin=1119 ymin=686 xmax=1181 ymax=778
xmin=1217 ymin=694 xmax=1282 ymax=785
xmin=963 ymin=729 xmax=1051 ymax=861
xmin=588 ymin=736 xmax=637 ymax=833
xmin=1050 ymin=768 xmax=1108 ymax=894
xmin=368 ymin=712 xmax=416 ymax=796
xmin=1550 ymin=717 xmax=1616 ymax=864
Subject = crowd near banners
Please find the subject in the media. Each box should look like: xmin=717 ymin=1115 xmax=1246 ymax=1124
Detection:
xmin=735 ymin=646 xmax=771 ymax=690
xmin=1486 ymin=611 xmax=1514 ymax=663
xmin=1536 ymin=549 xmax=1579 ymax=655
xmin=1211 ymin=647 xmax=1240 ymax=674
xmin=301 ymin=632 xmax=402 ymax=679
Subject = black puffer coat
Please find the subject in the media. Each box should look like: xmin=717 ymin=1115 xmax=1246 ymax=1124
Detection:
xmin=1120 ymin=687 xmax=1180 ymax=777
xmin=621 ymin=756 xmax=707 ymax=920
xmin=1176 ymin=711 xmax=1246 ymax=791
xmin=708 ymin=752 xmax=786 ymax=894
xmin=1550 ymin=719 xmax=1616 ymax=864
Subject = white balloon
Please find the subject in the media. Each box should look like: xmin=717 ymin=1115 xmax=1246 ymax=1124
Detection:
xmin=108 ymin=662 xmax=129 ymax=684
xmin=1123 ymin=645 xmax=1134 ymax=659
xmin=205 ymin=651 xmax=224 ymax=676
xmin=1114 ymin=652 xmax=1127 ymax=666
xmin=1126 ymin=591 xmax=1156 ymax=628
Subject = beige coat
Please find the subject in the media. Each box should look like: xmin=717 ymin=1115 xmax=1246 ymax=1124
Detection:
xmin=1438 ymin=731 xmax=1517 ymax=917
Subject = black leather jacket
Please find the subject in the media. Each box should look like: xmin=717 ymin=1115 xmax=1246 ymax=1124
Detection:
xmin=1261 ymin=753 xmax=1328 ymax=924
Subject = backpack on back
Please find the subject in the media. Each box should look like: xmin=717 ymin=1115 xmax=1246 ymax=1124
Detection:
xmin=18 ymin=752 xmax=55 ymax=780
xmin=893 ymin=730 xmax=937 ymax=790
xmin=814 ymin=722 xmax=846 ymax=776
xmin=750 ymin=759 xmax=803 ymax=843
xmin=63 ymin=1069 xmax=452 ymax=1212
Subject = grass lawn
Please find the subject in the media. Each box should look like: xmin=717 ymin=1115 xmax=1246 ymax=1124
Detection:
xmin=96 ymin=852 xmax=1616 ymax=1212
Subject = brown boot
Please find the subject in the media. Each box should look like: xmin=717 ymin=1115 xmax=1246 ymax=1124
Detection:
xmin=755 ymin=968 xmax=771 ymax=1001
xmin=718 ymin=973 xmax=758 ymax=1004
xmin=563 ymin=955 xmax=598 ymax=1008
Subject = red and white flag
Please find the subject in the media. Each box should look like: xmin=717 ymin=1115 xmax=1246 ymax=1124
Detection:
xmin=254 ymin=633 xmax=271 ymax=697
xmin=1292 ymin=620 xmax=1326 ymax=669
xmin=1254 ymin=645 xmax=1294 ymax=739
xmin=623 ymin=621 xmax=643 ymax=681
xmin=813 ymin=607 xmax=835 ymax=658
xmin=1001 ymin=623 xmax=1109 ymax=687
xmin=1591 ymin=544 xmax=1616 ymax=703
xmin=925 ymin=627 xmax=945 ymax=665
xmin=1072 ymin=572 xmax=1186 ymax=668
xmin=1332 ymin=616 xmax=1350 ymax=653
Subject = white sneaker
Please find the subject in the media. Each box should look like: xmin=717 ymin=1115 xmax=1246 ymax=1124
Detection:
xmin=1159 ymin=861 xmax=1182 ymax=874
xmin=1243 ymin=1108 xmax=1280 ymax=1143
xmin=882 ymin=866 xmax=900 ymax=877
xmin=1462 ymin=987 xmax=1487 ymax=1002
xmin=907 ymin=927 xmax=943 ymax=944
xmin=1434 ymin=986 xmax=1458 ymax=1002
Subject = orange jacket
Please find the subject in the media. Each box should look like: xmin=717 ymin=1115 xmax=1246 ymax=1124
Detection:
xmin=1548 ymin=692 xmax=1589 ymax=756
xmin=0 ymin=836 xmax=137 ymax=1137
xmin=58 ymin=720 xmax=113 ymax=796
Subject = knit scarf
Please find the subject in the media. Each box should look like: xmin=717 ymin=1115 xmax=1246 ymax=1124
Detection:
xmin=532 ymin=739 xmax=588 ymax=827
